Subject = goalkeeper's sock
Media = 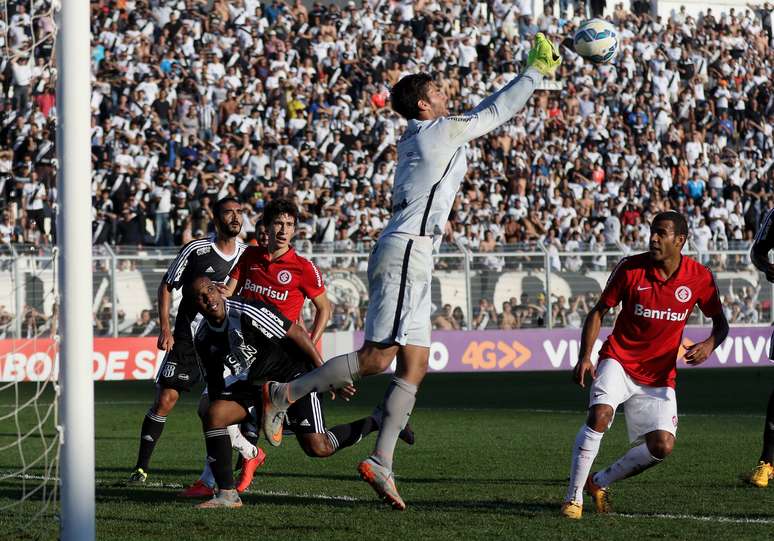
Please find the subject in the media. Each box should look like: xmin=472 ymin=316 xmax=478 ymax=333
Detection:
xmin=204 ymin=428 xmax=235 ymax=490
xmin=325 ymin=417 xmax=378 ymax=453
xmin=760 ymin=390 xmax=774 ymax=464
xmin=135 ymin=409 xmax=166 ymax=471
xmin=371 ymin=378 xmax=417 ymax=471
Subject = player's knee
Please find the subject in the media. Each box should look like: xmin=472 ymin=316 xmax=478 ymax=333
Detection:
xmin=155 ymin=389 xmax=179 ymax=416
xmin=586 ymin=405 xmax=613 ymax=432
xmin=646 ymin=433 xmax=674 ymax=459
xmin=300 ymin=435 xmax=334 ymax=458
xmin=197 ymin=397 xmax=209 ymax=421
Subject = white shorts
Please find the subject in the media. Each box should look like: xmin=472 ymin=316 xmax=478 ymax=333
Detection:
xmin=589 ymin=359 xmax=678 ymax=444
xmin=364 ymin=234 xmax=433 ymax=347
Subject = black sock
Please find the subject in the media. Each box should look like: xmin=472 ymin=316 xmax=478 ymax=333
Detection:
xmin=325 ymin=417 xmax=377 ymax=453
xmin=205 ymin=428 xmax=235 ymax=489
xmin=135 ymin=409 xmax=166 ymax=471
xmin=760 ymin=390 xmax=774 ymax=464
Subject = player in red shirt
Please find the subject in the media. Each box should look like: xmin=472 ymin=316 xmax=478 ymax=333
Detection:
xmin=561 ymin=211 xmax=729 ymax=519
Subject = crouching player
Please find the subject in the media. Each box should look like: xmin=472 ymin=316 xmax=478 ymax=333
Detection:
xmin=561 ymin=212 xmax=729 ymax=518
xmin=190 ymin=276 xmax=387 ymax=508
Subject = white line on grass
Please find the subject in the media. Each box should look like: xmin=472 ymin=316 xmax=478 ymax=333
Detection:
xmin=614 ymin=512 xmax=774 ymax=525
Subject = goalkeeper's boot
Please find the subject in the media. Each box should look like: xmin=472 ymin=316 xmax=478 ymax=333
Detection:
xmin=746 ymin=461 xmax=774 ymax=488
xmin=179 ymin=479 xmax=215 ymax=498
xmin=196 ymin=488 xmax=242 ymax=509
xmin=262 ymin=381 xmax=290 ymax=447
xmin=526 ymin=33 xmax=562 ymax=77
xmin=236 ymin=447 xmax=267 ymax=493
xmin=371 ymin=405 xmax=415 ymax=445
xmin=126 ymin=468 xmax=147 ymax=486
xmin=585 ymin=474 xmax=612 ymax=513
xmin=357 ymin=457 xmax=406 ymax=511
xmin=560 ymin=500 xmax=583 ymax=519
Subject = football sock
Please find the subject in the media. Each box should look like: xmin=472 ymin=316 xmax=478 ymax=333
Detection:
xmin=370 ymin=377 xmax=417 ymax=472
xmin=199 ymin=458 xmax=215 ymax=488
xmin=593 ymin=443 xmax=662 ymax=487
xmin=134 ymin=409 xmax=166 ymax=470
xmin=565 ymin=425 xmax=604 ymax=503
xmin=285 ymin=352 xmax=360 ymax=404
xmin=759 ymin=390 xmax=774 ymax=464
xmin=241 ymin=420 xmax=260 ymax=447
xmin=326 ymin=417 xmax=378 ymax=453
xmin=227 ymin=424 xmax=258 ymax=459
xmin=204 ymin=428 xmax=235 ymax=490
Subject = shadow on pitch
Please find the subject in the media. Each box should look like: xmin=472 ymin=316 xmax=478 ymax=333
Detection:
xmin=262 ymin=470 xmax=567 ymax=487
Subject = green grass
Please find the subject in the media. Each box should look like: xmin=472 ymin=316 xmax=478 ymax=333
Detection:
xmin=2 ymin=368 xmax=774 ymax=540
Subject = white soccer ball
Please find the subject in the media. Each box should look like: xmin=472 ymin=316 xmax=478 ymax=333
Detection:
xmin=572 ymin=19 xmax=618 ymax=64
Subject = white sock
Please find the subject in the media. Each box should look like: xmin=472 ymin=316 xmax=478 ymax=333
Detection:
xmin=199 ymin=457 xmax=215 ymax=488
xmin=565 ymin=425 xmax=604 ymax=503
xmin=227 ymin=424 xmax=257 ymax=459
xmin=593 ymin=443 xmax=662 ymax=487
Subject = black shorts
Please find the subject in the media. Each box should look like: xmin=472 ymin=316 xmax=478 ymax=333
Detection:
xmin=208 ymin=379 xmax=259 ymax=413
xmin=155 ymin=338 xmax=203 ymax=392
xmin=285 ymin=392 xmax=326 ymax=435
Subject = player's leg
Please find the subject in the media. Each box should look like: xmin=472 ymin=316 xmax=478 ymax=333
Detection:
xmin=181 ymin=394 xmax=217 ymax=497
xmin=747 ymin=389 xmax=774 ymax=487
xmin=129 ymin=342 xmax=201 ymax=484
xmin=196 ymin=399 xmax=249 ymax=509
xmin=587 ymin=384 xmax=678 ymax=512
xmin=562 ymin=359 xmax=629 ymax=518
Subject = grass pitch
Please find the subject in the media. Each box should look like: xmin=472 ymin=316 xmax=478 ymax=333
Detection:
xmin=2 ymin=368 xmax=774 ymax=540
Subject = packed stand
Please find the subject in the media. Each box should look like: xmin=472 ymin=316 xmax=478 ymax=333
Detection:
xmin=0 ymin=0 xmax=772 ymax=333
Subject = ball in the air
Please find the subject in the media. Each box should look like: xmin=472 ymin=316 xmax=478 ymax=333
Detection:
xmin=573 ymin=19 xmax=618 ymax=64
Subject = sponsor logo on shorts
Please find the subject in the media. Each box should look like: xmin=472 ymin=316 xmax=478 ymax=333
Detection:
xmin=178 ymin=373 xmax=189 ymax=381
xmin=672 ymin=415 xmax=678 ymax=427
xmin=162 ymin=362 xmax=176 ymax=379
xmin=675 ymin=286 xmax=692 ymax=303
xmin=277 ymin=270 xmax=292 ymax=284
xmin=197 ymin=246 xmax=212 ymax=256
xmin=243 ymin=278 xmax=289 ymax=301
xmin=634 ymin=304 xmax=689 ymax=321
xmin=299 ymin=419 xmax=310 ymax=427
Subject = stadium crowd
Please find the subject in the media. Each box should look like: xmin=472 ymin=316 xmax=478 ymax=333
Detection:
xmin=0 ymin=0 xmax=772 ymax=334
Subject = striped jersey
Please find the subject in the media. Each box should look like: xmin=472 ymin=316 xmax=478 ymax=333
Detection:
xmin=380 ymin=68 xmax=542 ymax=246
xmin=751 ymin=208 xmax=774 ymax=272
xmin=163 ymin=235 xmax=246 ymax=339
xmin=193 ymin=297 xmax=308 ymax=390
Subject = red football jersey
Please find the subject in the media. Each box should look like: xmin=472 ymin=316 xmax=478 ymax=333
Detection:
xmin=598 ymin=252 xmax=722 ymax=388
xmin=229 ymin=246 xmax=325 ymax=321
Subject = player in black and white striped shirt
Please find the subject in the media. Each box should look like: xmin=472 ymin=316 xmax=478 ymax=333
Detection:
xmin=126 ymin=197 xmax=246 ymax=485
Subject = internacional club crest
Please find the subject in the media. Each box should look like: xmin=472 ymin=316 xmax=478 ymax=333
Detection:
xmin=674 ymin=286 xmax=692 ymax=303
xmin=277 ymin=270 xmax=292 ymax=285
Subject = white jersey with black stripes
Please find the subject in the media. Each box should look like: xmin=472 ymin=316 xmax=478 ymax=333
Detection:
xmin=379 ymin=68 xmax=543 ymax=247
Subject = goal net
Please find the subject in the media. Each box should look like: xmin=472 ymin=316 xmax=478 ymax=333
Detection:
xmin=0 ymin=1 xmax=60 ymax=538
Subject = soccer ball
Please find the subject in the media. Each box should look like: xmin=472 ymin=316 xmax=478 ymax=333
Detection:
xmin=572 ymin=19 xmax=618 ymax=64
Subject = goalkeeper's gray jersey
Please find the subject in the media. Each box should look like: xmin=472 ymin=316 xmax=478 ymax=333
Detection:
xmin=380 ymin=68 xmax=543 ymax=246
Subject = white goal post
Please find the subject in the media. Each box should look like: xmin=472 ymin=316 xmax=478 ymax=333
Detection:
xmin=56 ymin=0 xmax=95 ymax=539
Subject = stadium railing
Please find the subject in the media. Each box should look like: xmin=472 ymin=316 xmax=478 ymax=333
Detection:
xmin=0 ymin=243 xmax=769 ymax=337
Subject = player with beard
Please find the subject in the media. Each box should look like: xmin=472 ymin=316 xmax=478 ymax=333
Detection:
xmin=126 ymin=197 xmax=248 ymax=485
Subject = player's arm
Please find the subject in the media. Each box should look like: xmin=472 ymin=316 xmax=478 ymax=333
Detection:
xmin=684 ymin=311 xmax=729 ymax=366
xmin=751 ymin=209 xmax=774 ymax=281
xmin=437 ymin=68 xmax=543 ymax=147
xmin=308 ymin=291 xmax=331 ymax=346
xmin=156 ymin=280 xmax=174 ymax=350
xmin=574 ymin=301 xmax=610 ymax=388
xmin=286 ymin=323 xmax=324 ymax=368
xmin=218 ymin=276 xmax=239 ymax=297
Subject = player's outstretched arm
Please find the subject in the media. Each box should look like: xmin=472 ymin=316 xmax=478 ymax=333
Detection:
xmin=156 ymin=282 xmax=174 ymax=351
xmin=574 ymin=301 xmax=610 ymax=387
xmin=684 ymin=312 xmax=729 ymax=366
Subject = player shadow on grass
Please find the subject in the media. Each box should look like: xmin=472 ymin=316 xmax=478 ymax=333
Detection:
xmin=263 ymin=471 xmax=567 ymax=486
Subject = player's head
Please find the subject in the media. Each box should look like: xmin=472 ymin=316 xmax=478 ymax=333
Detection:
xmin=213 ymin=197 xmax=243 ymax=239
xmin=191 ymin=275 xmax=226 ymax=322
xmin=262 ymin=197 xmax=297 ymax=251
xmin=391 ymin=73 xmax=448 ymax=120
xmin=649 ymin=211 xmax=688 ymax=262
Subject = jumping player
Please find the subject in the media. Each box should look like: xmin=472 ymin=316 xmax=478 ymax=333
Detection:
xmin=190 ymin=277 xmax=386 ymax=508
xmin=746 ymin=208 xmax=774 ymax=487
xmin=260 ymin=34 xmax=562 ymax=509
xmin=560 ymin=211 xmax=729 ymax=518
xmin=126 ymin=197 xmax=247 ymax=485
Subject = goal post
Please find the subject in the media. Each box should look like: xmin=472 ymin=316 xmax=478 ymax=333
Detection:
xmin=56 ymin=0 xmax=95 ymax=539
